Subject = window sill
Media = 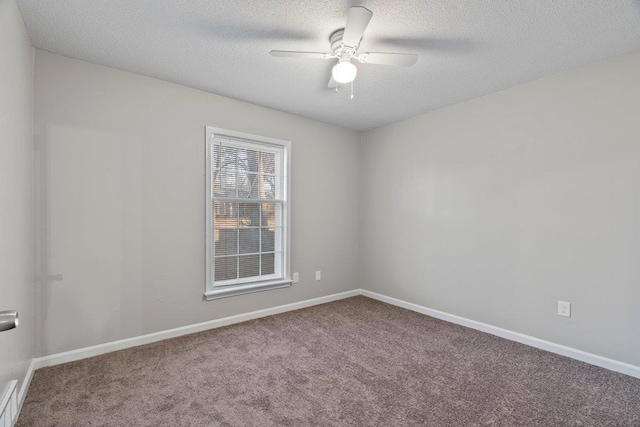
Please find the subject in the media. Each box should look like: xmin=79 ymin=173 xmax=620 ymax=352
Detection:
xmin=204 ymin=279 xmax=292 ymax=301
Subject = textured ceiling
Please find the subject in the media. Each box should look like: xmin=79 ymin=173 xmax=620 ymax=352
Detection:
xmin=16 ymin=0 xmax=640 ymax=131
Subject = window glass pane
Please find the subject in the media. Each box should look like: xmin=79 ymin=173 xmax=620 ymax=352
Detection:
xmin=239 ymin=228 xmax=259 ymax=254
xmin=215 ymin=229 xmax=237 ymax=255
xmin=261 ymin=228 xmax=275 ymax=252
xmin=238 ymin=148 xmax=260 ymax=173
xmin=213 ymin=167 xmax=236 ymax=198
xmin=212 ymin=145 xmax=237 ymax=198
xmin=238 ymin=172 xmax=259 ymax=199
xmin=261 ymin=152 xmax=275 ymax=175
xmin=260 ymin=175 xmax=276 ymax=200
xmin=261 ymin=253 xmax=275 ymax=275
xmin=239 ymin=255 xmax=260 ymax=278
xmin=213 ymin=145 xmax=237 ymax=170
xmin=215 ymin=256 xmax=237 ymax=281
xmin=238 ymin=203 xmax=260 ymax=227
xmin=261 ymin=203 xmax=277 ymax=227
xmin=214 ymin=202 xmax=237 ymax=228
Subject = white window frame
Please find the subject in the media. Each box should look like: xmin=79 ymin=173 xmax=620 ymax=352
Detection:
xmin=205 ymin=126 xmax=291 ymax=300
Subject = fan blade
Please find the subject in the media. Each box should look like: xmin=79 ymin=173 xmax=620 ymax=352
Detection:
xmin=328 ymin=75 xmax=338 ymax=88
xmin=270 ymin=50 xmax=332 ymax=59
xmin=357 ymin=52 xmax=418 ymax=66
xmin=342 ymin=7 xmax=373 ymax=48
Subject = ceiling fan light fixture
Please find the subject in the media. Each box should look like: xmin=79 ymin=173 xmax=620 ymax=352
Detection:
xmin=332 ymin=60 xmax=357 ymax=84
xmin=270 ymin=7 xmax=418 ymax=90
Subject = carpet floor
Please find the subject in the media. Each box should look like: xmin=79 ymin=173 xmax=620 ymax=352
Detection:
xmin=17 ymin=296 xmax=640 ymax=426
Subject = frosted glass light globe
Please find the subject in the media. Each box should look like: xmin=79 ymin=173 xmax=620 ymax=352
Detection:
xmin=332 ymin=60 xmax=357 ymax=84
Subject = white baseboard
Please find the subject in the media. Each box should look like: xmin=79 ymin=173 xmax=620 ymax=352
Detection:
xmin=16 ymin=286 xmax=639 ymax=426
xmin=34 ymin=289 xmax=360 ymax=370
xmin=17 ymin=359 xmax=36 ymax=407
xmin=361 ymin=289 xmax=640 ymax=379
xmin=29 ymin=288 xmax=640 ymax=379
xmin=10 ymin=358 xmax=36 ymax=426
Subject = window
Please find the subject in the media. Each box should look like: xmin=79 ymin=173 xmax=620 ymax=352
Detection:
xmin=205 ymin=127 xmax=291 ymax=300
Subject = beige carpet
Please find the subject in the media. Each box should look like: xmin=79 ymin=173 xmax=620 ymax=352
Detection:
xmin=17 ymin=296 xmax=640 ymax=426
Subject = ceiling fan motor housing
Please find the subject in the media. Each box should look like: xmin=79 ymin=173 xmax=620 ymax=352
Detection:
xmin=331 ymin=29 xmax=359 ymax=54
xmin=330 ymin=29 xmax=345 ymax=52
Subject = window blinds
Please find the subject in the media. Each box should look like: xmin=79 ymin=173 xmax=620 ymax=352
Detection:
xmin=210 ymin=135 xmax=287 ymax=287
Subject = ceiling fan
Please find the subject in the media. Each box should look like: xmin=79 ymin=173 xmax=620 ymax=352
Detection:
xmin=270 ymin=6 xmax=418 ymax=91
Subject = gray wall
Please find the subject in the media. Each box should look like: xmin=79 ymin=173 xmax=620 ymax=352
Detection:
xmin=361 ymin=50 xmax=640 ymax=366
xmin=31 ymin=45 xmax=640 ymax=368
xmin=0 ymin=0 xmax=35 ymax=391
xmin=34 ymin=50 xmax=361 ymax=356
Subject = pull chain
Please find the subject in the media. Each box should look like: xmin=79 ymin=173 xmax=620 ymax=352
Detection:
xmin=350 ymin=80 xmax=354 ymax=100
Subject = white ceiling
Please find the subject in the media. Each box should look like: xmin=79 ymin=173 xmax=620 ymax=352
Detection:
xmin=16 ymin=0 xmax=640 ymax=131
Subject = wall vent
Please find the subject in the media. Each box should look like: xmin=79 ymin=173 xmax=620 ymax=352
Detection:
xmin=0 ymin=380 xmax=18 ymax=427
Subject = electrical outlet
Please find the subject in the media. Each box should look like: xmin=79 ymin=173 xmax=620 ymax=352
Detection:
xmin=293 ymin=272 xmax=299 ymax=283
xmin=558 ymin=300 xmax=571 ymax=318
xmin=315 ymin=271 xmax=321 ymax=281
